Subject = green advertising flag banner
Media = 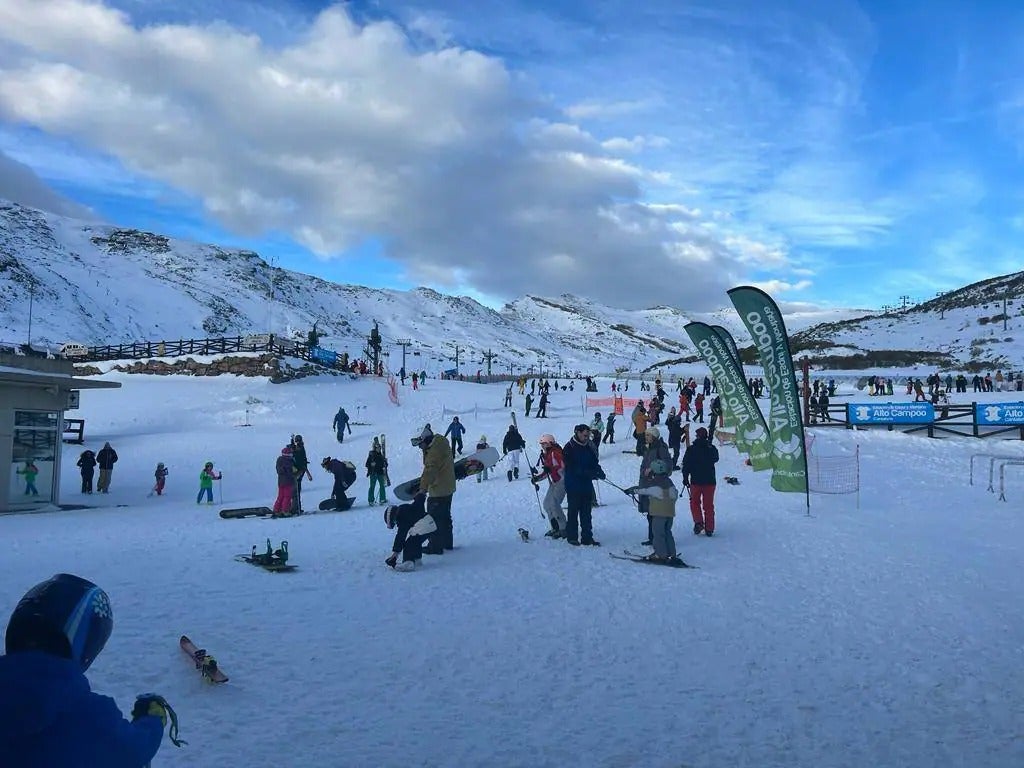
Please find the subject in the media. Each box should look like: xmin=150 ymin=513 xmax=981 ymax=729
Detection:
xmin=710 ymin=325 xmax=744 ymax=371
xmin=684 ymin=322 xmax=772 ymax=471
xmin=727 ymin=286 xmax=808 ymax=494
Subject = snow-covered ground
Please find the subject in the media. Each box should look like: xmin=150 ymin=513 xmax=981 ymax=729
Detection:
xmin=3 ymin=370 xmax=1024 ymax=767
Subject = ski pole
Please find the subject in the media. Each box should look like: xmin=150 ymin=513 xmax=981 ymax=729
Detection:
xmin=512 ymin=411 xmax=546 ymax=519
xmin=217 ymin=477 xmax=223 ymax=504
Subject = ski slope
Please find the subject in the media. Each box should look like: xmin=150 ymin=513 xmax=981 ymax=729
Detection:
xmin=2 ymin=370 xmax=1023 ymax=767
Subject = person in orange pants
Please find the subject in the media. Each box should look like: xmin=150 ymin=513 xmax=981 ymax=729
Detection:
xmin=681 ymin=426 xmax=719 ymax=536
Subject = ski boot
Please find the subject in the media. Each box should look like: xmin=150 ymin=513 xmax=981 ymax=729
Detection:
xmin=507 ymin=470 xmax=513 ymax=482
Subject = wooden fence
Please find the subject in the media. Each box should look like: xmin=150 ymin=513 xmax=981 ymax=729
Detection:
xmin=808 ymin=403 xmax=1024 ymax=440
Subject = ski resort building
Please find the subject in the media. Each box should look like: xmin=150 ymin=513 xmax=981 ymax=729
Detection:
xmin=0 ymin=354 xmax=119 ymax=514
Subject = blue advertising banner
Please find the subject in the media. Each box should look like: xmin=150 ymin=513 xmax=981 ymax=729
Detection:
xmin=847 ymin=402 xmax=934 ymax=424
xmin=975 ymin=402 xmax=1024 ymax=426
xmin=310 ymin=346 xmax=337 ymax=365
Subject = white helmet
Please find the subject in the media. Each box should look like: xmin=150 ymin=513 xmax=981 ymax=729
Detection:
xmin=538 ymin=433 xmax=557 ymax=446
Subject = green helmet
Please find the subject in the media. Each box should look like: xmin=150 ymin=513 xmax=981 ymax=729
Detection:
xmin=649 ymin=459 xmax=669 ymax=476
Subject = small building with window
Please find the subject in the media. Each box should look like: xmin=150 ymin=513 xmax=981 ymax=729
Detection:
xmin=0 ymin=354 xmax=120 ymax=514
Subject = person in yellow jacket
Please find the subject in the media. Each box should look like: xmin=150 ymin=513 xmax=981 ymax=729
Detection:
xmin=411 ymin=425 xmax=456 ymax=554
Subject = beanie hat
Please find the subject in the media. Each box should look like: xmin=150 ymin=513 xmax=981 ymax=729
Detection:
xmin=282 ymin=446 xmax=293 ymax=455
xmin=696 ymin=427 xmax=709 ymax=439
xmin=645 ymin=426 xmax=661 ymax=439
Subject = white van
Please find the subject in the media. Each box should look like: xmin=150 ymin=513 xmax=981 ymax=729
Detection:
xmin=58 ymin=342 xmax=89 ymax=359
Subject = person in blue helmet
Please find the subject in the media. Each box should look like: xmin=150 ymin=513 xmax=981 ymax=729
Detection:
xmin=0 ymin=573 xmax=178 ymax=767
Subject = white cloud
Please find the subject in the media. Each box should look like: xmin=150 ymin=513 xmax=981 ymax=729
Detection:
xmin=0 ymin=0 xmax=780 ymax=310
xmin=564 ymin=97 xmax=661 ymax=121
xmin=0 ymin=148 xmax=94 ymax=218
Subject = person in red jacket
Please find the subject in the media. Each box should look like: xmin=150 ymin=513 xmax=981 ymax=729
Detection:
xmin=531 ymin=433 xmax=567 ymax=538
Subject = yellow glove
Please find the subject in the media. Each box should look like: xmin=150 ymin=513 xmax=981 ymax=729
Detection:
xmin=132 ymin=694 xmax=168 ymax=727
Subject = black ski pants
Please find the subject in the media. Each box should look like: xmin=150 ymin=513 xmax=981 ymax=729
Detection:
xmin=451 ymin=435 xmax=463 ymax=456
xmin=602 ymin=427 xmax=614 ymax=444
xmin=425 ymin=494 xmax=454 ymax=551
xmin=565 ymin=488 xmax=594 ymax=544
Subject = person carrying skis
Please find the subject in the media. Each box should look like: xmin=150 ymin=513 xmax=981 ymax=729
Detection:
xmin=561 ymin=424 xmax=605 ymax=546
xmin=153 ymin=462 xmax=168 ymax=496
xmin=444 ymin=416 xmax=466 ymax=457
xmin=77 ymin=449 xmax=97 ymax=494
xmin=290 ymin=435 xmax=312 ymax=513
xmin=16 ymin=459 xmax=39 ymax=496
xmin=322 ymin=457 xmax=356 ymax=510
xmin=384 ymin=495 xmax=436 ymax=571
xmin=682 ymin=426 xmax=719 ymax=536
xmin=501 ymin=424 xmax=526 ymax=482
xmin=332 ymin=408 xmax=352 ymax=443
xmin=412 ymin=425 xmax=456 ymax=553
xmin=365 ymin=438 xmax=388 ymax=506
xmin=602 ymin=411 xmax=616 ymax=444
xmin=96 ymin=441 xmax=118 ymax=493
xmin=196 ymin=461 xmax=222 ymax=504
xmin=531 ymin=433 xmax=567 ymax=538
xmin=273 ymin=446 xmax=296 ymax=517
xmin=0 ymin=573 xmax=177 ymax=766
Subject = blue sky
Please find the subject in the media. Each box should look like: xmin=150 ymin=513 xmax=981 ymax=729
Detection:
xmin=1 ymin=0 xmax=1022 ymax=312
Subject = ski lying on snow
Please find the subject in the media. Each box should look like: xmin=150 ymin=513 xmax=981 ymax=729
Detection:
xmin=609 ymin=550 xmax=697 ymax=569
xmin=180 ymin=635 xmax=228 ymax=683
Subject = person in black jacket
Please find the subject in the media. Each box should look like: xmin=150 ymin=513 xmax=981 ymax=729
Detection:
xmin=76 ymin=449 xmax=97 ymax=494
xmin=365 ymin=438 xmax=389 ymax=505
xmin=290 ymin=435 xmax=312 ymax=513
xmin=665 ymin=407 xmax=684 ymax=468
xmin=681 ymin=426 xmax=719 ymax=536
xmin=561 ymin=424 xmax=605 ymax=546
xmin=384 ymin=495 xmax=436 ymax=571
xmin=95 ymin=442 xmax=118 ymax=493
xmin=501 ymin=425 xmax=526 ymax=482
xmin=321 ymin=457 xmax=356 ymax=511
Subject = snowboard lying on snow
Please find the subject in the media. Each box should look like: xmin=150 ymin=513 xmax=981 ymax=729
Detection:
xmin=392 ymin=446 xmax=501 ymax=501
xmin=219 ymin=507 xmax=272 ymax=519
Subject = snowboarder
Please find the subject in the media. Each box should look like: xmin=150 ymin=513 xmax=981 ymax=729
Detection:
xmin=196 ymin=462 xmax=221 ymax=504
xmin=153 ymin=462 xmax=168 ymax=496
xmin=365 ymin=439 xmax=388 ymax=505
xmin=475 ymin=435 xmax=491 ymax=482
xmin=384 ymin=495 xmax=436 ymax=571
xmin=16 ymin=459 xmax=39 ymax=496
xmin=531 ymin=433 xmax=567 ymax=538
xmin=322 ymin=457 xmax=357 ymax=510
xmin=77 ymin=449 xmax=96 ymax=494
xmin=0 ymin=573 xmax=175 ymax=766
xmin=96 ymin=441 xmax=118 ymax=493
xmin=290 ymin=435 xmax=312 ymax=513
xmin=561 ymin=424 xmax=605 ymax=546
xmin=502 ymin=424 xmax=526 ymax=481
xmin=602 ymin=412 xmax=616 ymax=444
xmin=412 ymin=425 xmax=456 ymax=554
xmin=332 ymin=408 xmax=352 ymax=443
xmin=682 ymin=426 xmax=719 ymax=536
xmin=444 ymin=416 xmax=466 ymax=457
xmin=273 ymin=446 xmax=296 ymax=517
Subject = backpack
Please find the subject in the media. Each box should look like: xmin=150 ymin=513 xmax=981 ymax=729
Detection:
xmin=340 ymin=461 xmax=357 ymax=488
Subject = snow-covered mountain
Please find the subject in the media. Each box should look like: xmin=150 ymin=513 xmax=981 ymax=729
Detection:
xmin=2 ymin=198 xmax=1021 ymax=372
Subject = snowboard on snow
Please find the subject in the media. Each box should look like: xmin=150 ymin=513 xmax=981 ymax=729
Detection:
xmin=609 ymin=550 xmax=697 ymax=569
xmin=180 ymin=635 xmax=228 ymax=683
xmin=318 ymin=496 xmax=356 ymax=511
xmin=219 ymin=506 xmax=273 ymax=519
xmin=393 ymin=446 xmax=501 ymax=501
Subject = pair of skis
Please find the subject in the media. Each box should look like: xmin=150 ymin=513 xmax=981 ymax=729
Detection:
xmin=609 ymin=550 xmax=697 ymax=569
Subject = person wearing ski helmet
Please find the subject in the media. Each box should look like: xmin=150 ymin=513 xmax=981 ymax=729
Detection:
xmin=196 ymin=461 xmax=222 ymax=505
xmin=0 ymin=574 xmax=171 ymax=765
xmin=412 ymin=424 xmax=456 ymax=554
xmin=383 ymin=495 xmax=436 ymax=571
xmin=629 ymin=459 xmax=685 ymax=564
xmin=531 ymin=433 xmax=567 ymax=538
xmin=273 ymin=445 xmax=296 ymax=517
xmin=682 ymin=426 xmax=719 ymax=536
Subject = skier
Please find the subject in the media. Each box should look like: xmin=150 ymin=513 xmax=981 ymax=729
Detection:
xmin=96 ymin=441 xmax=118 ymax=493
xmin=412 ymin=425 xmax=456 ymax=553
xmin=602 ymin=411 xmax=616 ymax=444
xmin=504 ymin=385 xmax=513 ymax=407
xmin=322 ymin=457 xmax=356 ymax=510
xmin=16 ymin=459 xmax=39 ymax=496
xmin=531 ymin=433 xmax=567 ymax=538
xmin=384 ymin=495 xmax=436 ymax=571
xmin=195 ymin=462 xmax=221 ymax=504
xmin=682 ymin=426 xmax=719 ymax=536
xmin=444 ymin=416 xmax=466 ymax=457
xmin=629 ymin=459 xmax=683 ymax=564
xmin=290 ymin=435 xmax=312 ymax=513
xmin=0 ymin=573 xmax=175 ymax=766
xmin=638 ymin=426 xmax=673 ymax=546
xmin=365 ymin=438 xmax=389 ymax=506
xmin=153 ymin=462 xmax=168 ymax=496
xmin=589 ymin=412 xmax=604 ymax=452
xmin=332 ymin=407 xmax=352 ymax=443
xmin=536 ymin=389 xmax=549 ymax=418
xmin=77 ymin=449 xmax=96 ymax=494
xmin=475 ymin=435 xmax=490 ymax=482
xmin=561 ymin=424 xmax=605 ymax=546
xmin=708 ymin=396 xmax=722 ymax=442
xmin=502 ymin=424 xmax=526 ymax=481
xmin=665 ymin=406 xmax=684 ymax=468
xmin=525 ymin=392 xmax=534 ymax=417
xmin=272 ymin=446 xmax=296 ymax=517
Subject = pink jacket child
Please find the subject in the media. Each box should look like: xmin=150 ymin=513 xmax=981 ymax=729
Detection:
xmin=273 ymin=446 xmax=296 ymax=517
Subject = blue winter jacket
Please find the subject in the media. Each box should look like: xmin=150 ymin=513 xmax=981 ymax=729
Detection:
xmin=562 ymin=437 xmax=605 ymax=494
xmin=0 ymin=651 xmax=163 ymax=768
